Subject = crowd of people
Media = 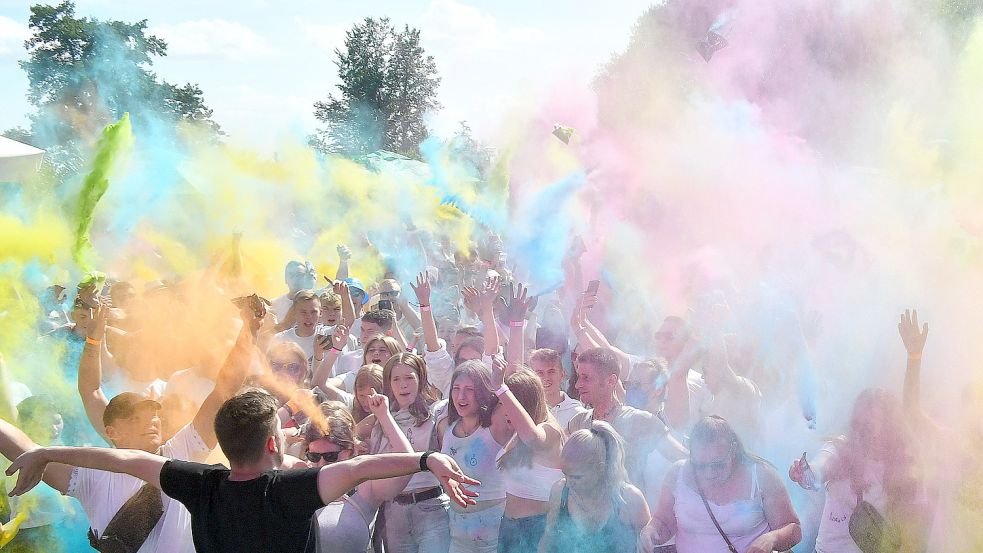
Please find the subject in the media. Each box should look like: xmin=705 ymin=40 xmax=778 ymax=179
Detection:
xmin=0 ymin=233 xmax=958 ymax=553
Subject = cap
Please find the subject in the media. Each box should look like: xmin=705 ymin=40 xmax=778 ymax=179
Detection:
xmin=103 ymin=392 xmax=162 ymax=427
xmin=345 ymin=278 xmax=369 ymax=305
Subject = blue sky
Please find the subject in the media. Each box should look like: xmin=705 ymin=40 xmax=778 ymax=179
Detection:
xmin=0 ymin=0 xmax=653 ymax=151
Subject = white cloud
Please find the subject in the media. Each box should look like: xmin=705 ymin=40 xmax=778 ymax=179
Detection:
xmin=421 ymin=0 xmax=547 ymax=52
xmin=150 ymin=19 xmax=275 ymax=61
xmin=0 ymin=15 xmax=30 ymax=58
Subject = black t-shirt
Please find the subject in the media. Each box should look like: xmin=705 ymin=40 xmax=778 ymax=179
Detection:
xmin=159 ymin=460 xmax=325 ymax=553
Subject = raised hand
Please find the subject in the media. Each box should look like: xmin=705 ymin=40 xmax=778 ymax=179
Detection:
xmin=490 ymin=355 xmax=507 ymax=389
xmin=476 ymin=276 xmax=501 ymax=310
xmin=425 ymin=453 xmax=480 ymax=507
xmin=88 ymin=299 xmax=109 ymax=341
xmin=788 ymin=452 xmax=818 ymax=491
xmin=337 ymin=244 xmax=352 ymax=261
xmin=410 ymin=272 xmax=433 ymax=306
xmin=462 ymin=286 xmax=480 ymax=314
xmin=366 ymin=388 xmax=390 ymax=418
xmin=898 ymin=309 xmax=928 ymax=356
xmin=331 ymin=325 xmax=350 ymax=351
xmin=504 ymin=282 xmax=535 ymax=322
xmin=5 ymin=448 xmax=48 ymax=497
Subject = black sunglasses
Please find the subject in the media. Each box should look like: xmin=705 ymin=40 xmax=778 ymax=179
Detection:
xmin=306 ymin=450 xmax=341 ymax=463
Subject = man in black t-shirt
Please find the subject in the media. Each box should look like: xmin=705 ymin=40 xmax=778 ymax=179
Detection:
xmin=6 ymin=390 xmax=479 ymax=553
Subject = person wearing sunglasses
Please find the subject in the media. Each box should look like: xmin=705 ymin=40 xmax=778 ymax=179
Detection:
xmin=640 ymin=415 xmax=801 ymax=553
xmin=305 ymin=395 xmax=416 ymax=553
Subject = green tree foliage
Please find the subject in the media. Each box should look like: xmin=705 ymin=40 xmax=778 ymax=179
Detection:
xmin=311 ymin=17 xmax=441 ymax=158
xmin=4 ymin=1 xmax=220 ymax=179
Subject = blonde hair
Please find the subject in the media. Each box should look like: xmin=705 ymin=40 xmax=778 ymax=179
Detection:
xmin=352 ymin=364 xmax=384 ymax=422
xmin=498 ymin=368 xmax=564 ymax=469
xmin=562 ymin=421 xmax=629 ymax=506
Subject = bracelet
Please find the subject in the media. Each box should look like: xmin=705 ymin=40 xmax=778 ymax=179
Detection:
xmin=284 ymin=400 xmax=299 ymax=417
xmin=494 ymin=383 xmax=509 ymax=397
xmin=85 ymin=337 xmax=102 ymax=346
xmin=419 ymin=305 xmax=431 ymax=312
xmin=314 ymin=355 xmax=324 ymax=362
xmin=509 ymin=321 xmax=524 ymax=328
xmin=331 ymin=346 xmax=343 ymax=353
xmin=419 ymin=450 xmax=435 ymax=472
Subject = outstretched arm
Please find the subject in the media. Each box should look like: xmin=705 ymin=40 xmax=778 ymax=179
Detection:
xmin=6 ymin=446 xmax=166 ymax=496
xmin=0 ymin=420 xmax=72 ymax=494
xmin=317 ymin=452 xmax=479 ymax=507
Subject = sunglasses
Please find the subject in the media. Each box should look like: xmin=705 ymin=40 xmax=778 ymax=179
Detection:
xmin=271 ymin=362 xmax=302 ymax=374
xmin=306 ymin=450 xmax=342 ymax=463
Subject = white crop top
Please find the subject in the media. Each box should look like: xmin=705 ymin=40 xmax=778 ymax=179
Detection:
xmin=496 ymin=448 xmax=563 ymax=502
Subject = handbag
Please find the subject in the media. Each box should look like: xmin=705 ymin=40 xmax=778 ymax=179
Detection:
xmin=87 ymin=483 xmax=164 ymax=553
xmin=848 ymin=491 xmax=900 ymax=553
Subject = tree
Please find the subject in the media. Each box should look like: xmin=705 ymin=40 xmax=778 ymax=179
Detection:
xmin=6 ymin=1 xmax=220 ymax=179
xmin=310 ymin=17 xmax=441 ymax=158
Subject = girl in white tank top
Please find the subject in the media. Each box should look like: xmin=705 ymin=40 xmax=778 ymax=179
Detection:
xmin=437 ymin=361 xmax=512 ymax=553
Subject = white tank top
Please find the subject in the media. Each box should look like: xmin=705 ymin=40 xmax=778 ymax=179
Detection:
xmin=441 ymin=420 xmax=506 ymax=500
xmin=496 ymin=448 xmax=562 ymax=502
xmin=673 ymin=462 xmax=770 ymax=553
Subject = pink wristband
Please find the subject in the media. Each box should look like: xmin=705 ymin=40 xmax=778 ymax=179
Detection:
xmin=420 ymin=305 xmax=431 ymax=312
xmin=509 ymin=320 xmax=524 ymax=328
xmin=494 ymin=384 xmax=509 ymax=396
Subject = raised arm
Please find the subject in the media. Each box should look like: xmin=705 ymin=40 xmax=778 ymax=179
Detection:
xmin=466 ymin=277 xmax=501 ymax=356
xmin=6 ymin=446 xmax=167 ymax=496
xmin=504 ymin=283 xmax=536 ymax=368
xmin=312 ymin=325 xmax=349 ymax=390
xmin=491 ymin=356 xmax=562 ymax=461
xmin=332 ymin=279 xmax=357 ymax=329
xmin=362 ymin=392 xmax=415 ymax=503
xmin=78 ymin=301 xmax=111 ymax=438
xmin=411 ymin=272 xmax=440 ymax=354
xmin=0 ymin=420 xmax=72 ymax=494
xmin=898 ymin=308 xmax=928 ymax=417
xmin=193 ymin=305 xmax=266 ymax=449
xmin=335 ymin=245 xmax=352 ymax=281
xmin=579 ymin=295 xmax=632 ymax=380
xmin=316 ymin=452 xmax=479 ymax=507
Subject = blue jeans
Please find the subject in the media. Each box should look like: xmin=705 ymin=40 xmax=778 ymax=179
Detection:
xmin=383 ymin=496 xmax=451 ymax=553
xmin=497 ymin=513 xmax=547 ymax=553
xmin=448 ymin=501 xmax=506 ymax=553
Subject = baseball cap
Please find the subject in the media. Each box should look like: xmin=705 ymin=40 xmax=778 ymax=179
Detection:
xmin=345 ymin=278 xmax=369 ymax=305
xmin=103 ymin=392 xmax=163 ymax=427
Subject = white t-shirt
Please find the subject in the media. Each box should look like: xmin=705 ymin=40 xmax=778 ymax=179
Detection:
xmin=815 ymin=443 xmax=888 ymax=553
xmin=66 ymin=424 xmax=210 ymax=553
xmin=550 ymin=392 xmax=587 ymax=429
xmin=272 ymin=325 xmax=325 ymax=364
xmin=333 ymin=349 xmax=364 ymax=378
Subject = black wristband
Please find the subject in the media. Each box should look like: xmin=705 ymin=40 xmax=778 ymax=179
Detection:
xmin=419 ymin=450 xmax=435 ymax=472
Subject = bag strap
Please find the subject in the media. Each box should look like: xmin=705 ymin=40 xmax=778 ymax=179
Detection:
xmin=693 ymin=466 xmax=739 ymax=553
xmin=90 ymin=482 xmax=165 ymax=553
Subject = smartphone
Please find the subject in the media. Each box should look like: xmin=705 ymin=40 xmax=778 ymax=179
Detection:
xmin=586 ymin=280 xmax=600 ymax=296
xmin=378 ymin=299 xmax=395 ymax=312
